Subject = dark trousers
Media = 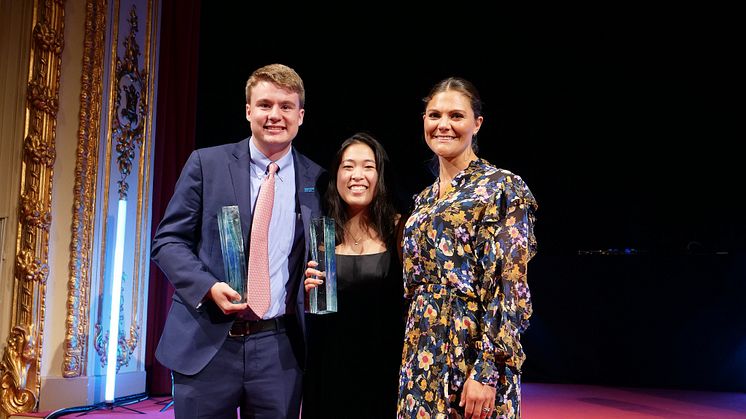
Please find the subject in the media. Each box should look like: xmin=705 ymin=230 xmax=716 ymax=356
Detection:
xmin=173 ymin=328 xmax=302 ymax=419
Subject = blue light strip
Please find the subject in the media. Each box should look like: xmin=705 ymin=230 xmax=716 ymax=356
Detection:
xmin=105 ymin=199 xmax=127 ymax=402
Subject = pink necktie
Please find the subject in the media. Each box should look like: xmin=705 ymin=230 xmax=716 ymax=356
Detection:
xmin=247 ymin=162 xmax=278 ymax=318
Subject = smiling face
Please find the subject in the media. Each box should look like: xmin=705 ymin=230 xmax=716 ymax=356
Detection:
xmin=423 ymin=90 xmax=483 ymax=162
xmin=245 ymin=80 xmax=305 ymax=159
xmin=336 ymin=142 xmax=378 ymax=212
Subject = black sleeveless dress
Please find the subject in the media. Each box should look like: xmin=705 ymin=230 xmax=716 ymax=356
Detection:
xmin=303 ymin=249 xmax=405 ymax=418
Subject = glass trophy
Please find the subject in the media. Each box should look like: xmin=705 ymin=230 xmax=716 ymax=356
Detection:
xmin=217 ymin=205 xmax=246 ymax=303
xmin=307 ymin=217 xmax=337 ymax=314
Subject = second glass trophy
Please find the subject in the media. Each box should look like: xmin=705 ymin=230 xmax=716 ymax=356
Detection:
xmin=217 ymin=205 xmax=246 ymax=303
xmin=307 ymin=217 xmax=337 ymax=314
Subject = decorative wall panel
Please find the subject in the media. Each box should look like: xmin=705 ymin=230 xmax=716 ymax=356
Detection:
xmin=0 ymin=0 xmax=65 ymax=414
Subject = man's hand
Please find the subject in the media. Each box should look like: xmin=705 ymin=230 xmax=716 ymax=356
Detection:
xmin=208 ymin=282 xmax=248 ymax=314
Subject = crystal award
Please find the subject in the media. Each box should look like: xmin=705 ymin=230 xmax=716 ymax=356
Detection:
xmin=217 ymin=205 xmax=246 ymax=303
xmin=307 ymin=217 xmax=337 ymax=314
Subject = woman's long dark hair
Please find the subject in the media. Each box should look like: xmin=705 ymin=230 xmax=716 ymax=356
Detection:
xmin=325 ymin=132 xmax=397 ymax=247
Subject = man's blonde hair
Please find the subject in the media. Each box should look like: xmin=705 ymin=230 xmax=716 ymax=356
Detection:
xmin=245 ymin=63 xmax=305 ymax=107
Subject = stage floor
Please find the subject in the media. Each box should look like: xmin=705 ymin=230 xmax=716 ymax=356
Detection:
xmin=18 ymin=382 xmax=746 ymax=418
xmin=523 ymin=383 xmax=746 ymax=418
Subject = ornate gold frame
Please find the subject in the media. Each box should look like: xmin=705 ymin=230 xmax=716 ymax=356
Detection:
xmin=63 ymin=0 xmax=107 ymax=379
xmin=2 ymin=0 xmax=157 ymax=413
xmin=0 ymin=0 xmax=65 ymax=414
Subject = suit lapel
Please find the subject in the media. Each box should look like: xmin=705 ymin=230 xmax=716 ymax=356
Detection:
xmin=293 ymin=150 xmax=317 ymax=262
xmin=228 ymin=139 xmax=253 ymax=238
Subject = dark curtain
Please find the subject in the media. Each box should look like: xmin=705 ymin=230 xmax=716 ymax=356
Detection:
xmin=145 ymin=0 xmax=200 ymax=395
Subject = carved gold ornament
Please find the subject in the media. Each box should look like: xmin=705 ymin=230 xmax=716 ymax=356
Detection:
xmin=0 ymin=0 xmax=64 ymax=414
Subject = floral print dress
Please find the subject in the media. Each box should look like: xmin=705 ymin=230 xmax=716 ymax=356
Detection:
xmin=397 ymin=158 xmax=537 ymax=419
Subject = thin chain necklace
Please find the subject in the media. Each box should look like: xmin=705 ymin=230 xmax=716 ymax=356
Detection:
xmin=347 ymin=229 xmax=369 ymax=246
xmin=349 ymin=232 xmax=364 ymax=246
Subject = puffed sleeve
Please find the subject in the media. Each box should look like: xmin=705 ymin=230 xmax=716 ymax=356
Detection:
xmin=471 ymin=174 xmax=537 ymax=385
xmin=401 ymin=189 xmax=431 ymax=299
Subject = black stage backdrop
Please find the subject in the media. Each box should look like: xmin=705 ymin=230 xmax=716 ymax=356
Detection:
xmin=173 ymin=5 xmax=744 ymax=392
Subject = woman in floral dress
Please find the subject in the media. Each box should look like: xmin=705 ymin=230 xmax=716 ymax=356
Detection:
xmin=397 ymin=78 xmax=537 ymax=419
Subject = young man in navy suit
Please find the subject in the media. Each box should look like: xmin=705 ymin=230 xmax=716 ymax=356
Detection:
xmin=152 ymin=64 xmax=325 ymax=418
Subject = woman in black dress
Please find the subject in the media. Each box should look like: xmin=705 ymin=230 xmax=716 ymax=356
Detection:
xmin=303 ymin=132 xmax=405 ymax=418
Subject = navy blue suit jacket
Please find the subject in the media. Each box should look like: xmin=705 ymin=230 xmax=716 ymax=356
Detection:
xmin=152 ymin=138 xmax=325 ymax=375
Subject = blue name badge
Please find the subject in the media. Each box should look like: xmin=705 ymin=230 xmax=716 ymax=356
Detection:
xmin=304 ymin=187 xmax=315 ymax=193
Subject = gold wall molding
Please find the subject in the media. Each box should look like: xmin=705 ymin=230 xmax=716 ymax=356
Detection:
xmin=0 ymin=326 xmax=36 ymax=413
xmin=52 ymin=0 xmax=157 ymax=384
xmin=64 ymin=0 xmax=107 ymax=379
xmin=92 ymin=322 xmax=139 ymax=371
xmin=0 ymin=0 xmax=65 ymax=414
xmin=113 ymin=5 xmax=148 ymax=200
xmin=92 ymin=1 xmax=149 ymax=372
